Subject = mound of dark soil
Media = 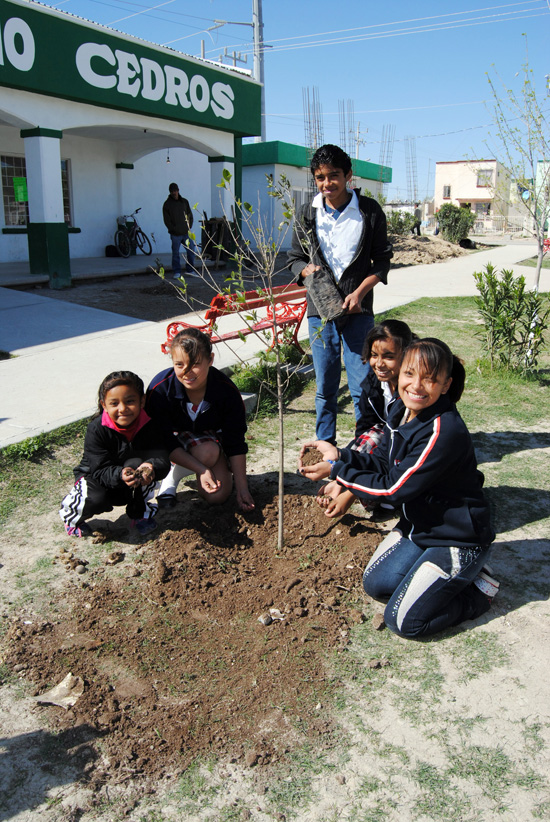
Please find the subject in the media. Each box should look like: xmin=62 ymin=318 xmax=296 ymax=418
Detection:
xmin=3 ymin=483 xmax=382 ymax=788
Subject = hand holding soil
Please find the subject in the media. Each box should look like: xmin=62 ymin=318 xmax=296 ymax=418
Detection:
xmin=122 ymin=463 xmax=155 ymax=487
xmin=299 ymin=443 xmax=338 ymax=481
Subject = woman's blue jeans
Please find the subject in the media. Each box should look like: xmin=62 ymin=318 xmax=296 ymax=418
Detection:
xmin=308 ymin=313 xmax=373 ymax=444
xmin=363 ymin=531 xmax=492 ymax=638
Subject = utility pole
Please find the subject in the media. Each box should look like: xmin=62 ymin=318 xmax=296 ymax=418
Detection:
xmin=206 ymin=0 xmax=266 ymax=143
xmin=252 ymin=0 xmax=266 ymax=142
xmin=353 ymin=122 xmax=368 ymax=159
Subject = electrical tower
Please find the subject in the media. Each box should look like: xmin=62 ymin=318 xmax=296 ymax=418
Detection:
xmin=338 ymin=99 xmax=355 ymax=156
xmin=303 ymin=87 xmax=325 ymax=196
xmin=378 ymin=124 xmax=395 ymax=197
xmin=404 ymin=135 xmax=418 ymax=204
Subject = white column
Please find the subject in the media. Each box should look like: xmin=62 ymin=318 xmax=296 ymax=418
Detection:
xmin=209 ymin=157 xmax=235 ymax=218
xmin=22 ymin=130 xmax=64 ymax=223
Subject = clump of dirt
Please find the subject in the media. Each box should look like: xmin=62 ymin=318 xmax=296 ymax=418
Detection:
xmin=389 ymin=234 xmax=469 ymax=268
xmin=3 ymin=486 xmax=381 ymax=788
xmin=300 ymin=447 xmax=325 ymax=466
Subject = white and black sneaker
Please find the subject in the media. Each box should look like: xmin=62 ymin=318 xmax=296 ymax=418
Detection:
xmin=473 ymin=567 xmax=500 ymax=600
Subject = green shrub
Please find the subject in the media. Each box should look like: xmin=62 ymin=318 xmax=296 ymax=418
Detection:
xmin=231 ymin=351 xmax=304 ymax=416
xmin=474 ymin=263 xmax=550 ymax=370
xmin=436 ymin=203 xmax=476 ymax=244
xmin=386 ymin=210 xmax=416 ymax=236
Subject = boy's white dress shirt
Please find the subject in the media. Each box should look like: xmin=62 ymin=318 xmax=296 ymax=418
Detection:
xmin=313 ymin=189 xmax=363 ymax=282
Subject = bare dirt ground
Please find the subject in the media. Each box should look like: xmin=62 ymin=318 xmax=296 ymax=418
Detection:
xmin=2 ymin=484 xmax=380 ymax=790
xmin=20 ymin=236 xmax=469 ymax=324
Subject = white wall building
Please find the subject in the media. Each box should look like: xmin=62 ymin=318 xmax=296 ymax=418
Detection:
xmin=0 ymin=0 xmax=260 ymax=286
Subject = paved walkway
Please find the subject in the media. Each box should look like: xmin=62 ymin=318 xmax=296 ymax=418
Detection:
xmin=0 ymin=241 xmax=547 ymax=447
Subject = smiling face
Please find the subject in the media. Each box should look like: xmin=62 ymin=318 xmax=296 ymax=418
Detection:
xmin=313 ymin=163 xmax=352 ymax=209
xmin=398 ymin=350 xmax=452 ymax=420
xmin=369 ymin=337 xmax=402 ymax=391
xmin=102 ymin=384 xmax=144 ymax=428
xmin=172 ymin=346 xmax=213 ymax=396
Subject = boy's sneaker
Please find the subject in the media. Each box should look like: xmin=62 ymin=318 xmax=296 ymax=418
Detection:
xmin=133 ymin=517 xmax=158 ymax=536
xmin=473 ymin=568 xmax=500 ymax=600
xmin=156 ymin=493 xmax=177 ymax=509
xmin=65 ymin=522 xmax=92 ymax=538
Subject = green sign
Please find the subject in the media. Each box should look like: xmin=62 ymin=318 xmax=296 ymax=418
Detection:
xmin=0 ymin=0 xmax=261 ymax=136
xmin=13 ymin=175 xmax=27 ymax=201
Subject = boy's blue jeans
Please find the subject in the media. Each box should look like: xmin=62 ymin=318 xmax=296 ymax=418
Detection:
xmin=171 ymin=233 xmax=196 ymax=274
xmin=308 ymin=313 xmax=373 ymax=444
xmin=363 ymin=531 xmax=492 ymax=638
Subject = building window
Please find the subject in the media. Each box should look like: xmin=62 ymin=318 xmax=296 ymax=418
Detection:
xmin=292 ymin=189 xmax=303 ymax=211
xmin=1 ymin=155 xmax=73 ymax=226
xmin=61 ymin=160 xmax=72 ymax=225
xmin=475 ymin=202 xmax=491 ymax=216
xmin=443 ymin=185 xmax=451 ymax=199
xmin=477 ymin=169 xmax=493 ymax=187
xmin=1 ymin=155 xmax=29 ymax=225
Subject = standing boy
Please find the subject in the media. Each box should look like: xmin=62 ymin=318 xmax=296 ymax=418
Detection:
xmin=162 ymin=182 xmax=197 ymax=278
xmin=287 ymin=144 xmax=392 ymax=444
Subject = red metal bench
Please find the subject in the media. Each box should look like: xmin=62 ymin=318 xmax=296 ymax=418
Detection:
xmin=161 ymin=283 xmax=308 ymax=355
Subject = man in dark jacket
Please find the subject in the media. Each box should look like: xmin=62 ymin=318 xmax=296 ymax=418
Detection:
xmin=162 ymin=182 xmax=197 ymax=278
xmin=287 ymin=144 xmax=392 ymax=444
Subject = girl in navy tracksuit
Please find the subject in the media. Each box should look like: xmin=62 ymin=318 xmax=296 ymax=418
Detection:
xmin=299 ymin=338 xmax=498 ymax=638
xmin=59 ymin=371 xmax=170 ymax=537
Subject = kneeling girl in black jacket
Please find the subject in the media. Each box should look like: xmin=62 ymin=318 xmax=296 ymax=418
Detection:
xmin=59 ymin=371 xmax=170 ymax=537
xmin=299 ymin=338 xmax=498 ymax=638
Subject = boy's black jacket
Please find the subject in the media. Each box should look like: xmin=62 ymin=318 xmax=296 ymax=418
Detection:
xmin=74 ymin=416 xmax=170 ymax=487
xmin=287 ymin=195 xmax=393 ymax=318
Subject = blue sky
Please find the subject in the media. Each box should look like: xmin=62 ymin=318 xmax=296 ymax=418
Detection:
xmin=46 ymin=0 xmax=550 ymax=200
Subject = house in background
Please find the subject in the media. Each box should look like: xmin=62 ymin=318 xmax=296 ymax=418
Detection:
xmin=434 ymin=159 xmax=531 ymax=234
xmin=240 ymin=141 xmax=391 ymax=250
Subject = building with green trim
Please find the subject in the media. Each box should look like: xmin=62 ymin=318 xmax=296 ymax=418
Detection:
xmin=0 ymin=0 xmax=260 ymax=286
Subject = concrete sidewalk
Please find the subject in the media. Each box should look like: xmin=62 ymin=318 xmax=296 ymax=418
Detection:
xmin=1 ymin=241 xmax=547 ymax=448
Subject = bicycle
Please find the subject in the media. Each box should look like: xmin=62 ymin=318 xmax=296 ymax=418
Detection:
xmin=114 ymin=208 xmax=152 ymax=257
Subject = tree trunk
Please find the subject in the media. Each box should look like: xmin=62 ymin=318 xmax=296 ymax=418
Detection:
xmin=276 ymin=356 xmax=284 ymax=550
xmin=534 ymin=242 xmax=544 ymax=293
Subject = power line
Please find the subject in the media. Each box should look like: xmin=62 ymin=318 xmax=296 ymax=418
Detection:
xmin=207 ymin=6 xmax=548 ymax=57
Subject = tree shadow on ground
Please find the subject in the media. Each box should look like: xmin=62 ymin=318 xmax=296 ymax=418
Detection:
xmin=0 ymin=723 xmax=97 ymax=821
xmin=484 ymin=485 xmax=550 ymax=531
xmin=472 ymin=431 xmax=550 ymax=464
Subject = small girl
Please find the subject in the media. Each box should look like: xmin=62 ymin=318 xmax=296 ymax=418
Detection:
xmin=60 ymin=371 xmax=170 ymax=537
xmin=146 ymin=328 xmax=254 ymax=511
xmin=299 ymin=338 xmax=498 ymax=639
xmin=312 ymin=319 xmax=414 ymax=516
